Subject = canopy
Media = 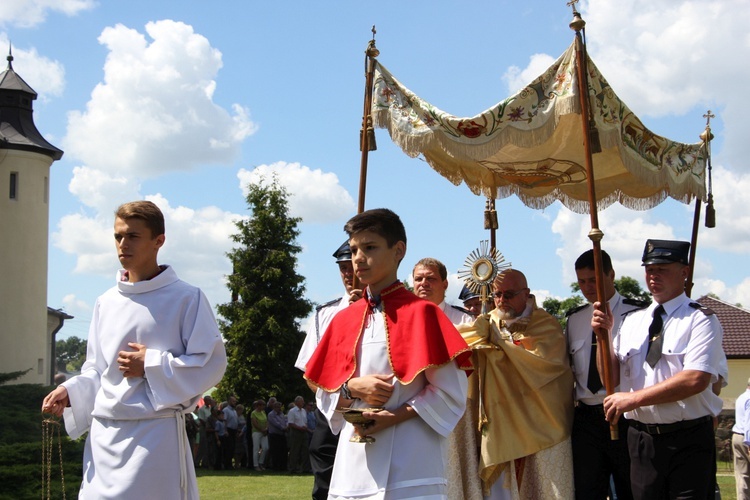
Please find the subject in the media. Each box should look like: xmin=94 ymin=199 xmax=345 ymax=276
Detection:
xmin=371 ymin=41 xmax=707 ymax=214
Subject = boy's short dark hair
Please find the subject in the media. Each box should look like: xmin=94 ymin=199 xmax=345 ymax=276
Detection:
xmin=575 ymin=249 xmax=613 ymax=274
xmin=115 ymin=200 xmax=165 ymax=238
xmin=344 ymin=208 xmax=406 ymax=248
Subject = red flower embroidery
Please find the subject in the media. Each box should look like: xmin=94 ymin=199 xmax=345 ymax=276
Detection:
xmin=457 ymin=120 xmax=485 ymax=138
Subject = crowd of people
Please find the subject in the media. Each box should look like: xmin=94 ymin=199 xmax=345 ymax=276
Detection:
xmin=186 ymin=394 xmax=320 ymax=474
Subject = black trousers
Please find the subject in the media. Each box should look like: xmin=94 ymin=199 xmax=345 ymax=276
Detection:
xmin=224 ymin=428 xmax=237 ymax=469
xmin=268 ymin=433 xmax=287 ymax=471
xmin=628 ymin=417 xmax=714 ymax=500
xmin=309 ymin=408 xmax=340 ymax=500
xmin=572 ymin=404 xmax=633 ymax=500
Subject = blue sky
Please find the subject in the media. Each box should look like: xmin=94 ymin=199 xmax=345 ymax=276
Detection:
xmin=2 ymin=0 xmax=749 ymax=340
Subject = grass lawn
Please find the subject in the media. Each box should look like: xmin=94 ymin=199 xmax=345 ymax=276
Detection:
xmin=196 ymin=468 xmax=739 ymax=500
xmin=196 ymin=469 xmax=314 ymax=499
xmin=718 ymin=474 xmax=737 ymax=500
xmin=718 ymin=460 xmax=737 ymax=500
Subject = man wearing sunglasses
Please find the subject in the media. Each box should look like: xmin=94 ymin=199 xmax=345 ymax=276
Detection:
xmin=461 ymin=268 xmax=574 ymax=499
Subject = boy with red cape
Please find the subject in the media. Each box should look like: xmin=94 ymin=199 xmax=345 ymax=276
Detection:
xmin=305 ymin=208 xmax=472 ymax=500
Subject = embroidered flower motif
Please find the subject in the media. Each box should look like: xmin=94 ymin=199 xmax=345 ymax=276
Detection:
xmin=508 ymin=106 xmax=525 ymax=122
xmin=456 ymin=120 xmax=485 ymax=138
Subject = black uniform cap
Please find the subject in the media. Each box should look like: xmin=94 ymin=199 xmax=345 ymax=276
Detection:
xmin=641 ymin=239 xmax=690 ymax=266
xmin=333 ymin=241 xmax=352 ymax=262
xmin=458 ymin=284 xmax=480 ymax=302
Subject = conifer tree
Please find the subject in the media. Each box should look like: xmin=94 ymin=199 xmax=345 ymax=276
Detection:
xmin=217 ymin=175 xmax=312 ymax=404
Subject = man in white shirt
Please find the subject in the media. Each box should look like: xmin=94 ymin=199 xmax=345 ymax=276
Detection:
xmin=413 ymin=257 xmax=473 ymax=325
xmin=566 ymin=249 xmax=647 ymax=500
xmin=593 ymin=239 xmax=724 ymax=499
xmin=287 ymin=395 xmax=309 ymax=474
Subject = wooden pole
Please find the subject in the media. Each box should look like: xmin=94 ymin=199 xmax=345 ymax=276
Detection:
xmin=357 ymin=28 xmax=379 ymax=214
xmin=353 ymin=28 xmax=379 ymax=290
xmin=570 ymin=10 xmax=618 ymax=440
xmin=687 ymin=116 xmax=715 ymax=297
xmin=685 ymin=198 xmax=701 ymax=298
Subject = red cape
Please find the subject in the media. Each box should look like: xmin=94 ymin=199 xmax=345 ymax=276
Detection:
xmin=304 ymin=281 xmax=472 ymax=391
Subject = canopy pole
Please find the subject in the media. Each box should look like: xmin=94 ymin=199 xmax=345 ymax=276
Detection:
xmin=686 ymin=198 xmax=701 ymax=298
xmin=569 ymin=5 xmax=618 ymax=440
xmin=484 ymin=197 xmax=498 ymax=252
xmin=357 ymin=26 xmax=379 ymax=214
xmin=686 ymin=111 xmax=715 ymax=297
xmin=352 ymin=27 xmax=379 ymax=291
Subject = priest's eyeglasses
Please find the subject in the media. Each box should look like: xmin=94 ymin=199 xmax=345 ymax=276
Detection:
xmin=493 ymin=288 xmax=528 ymax=300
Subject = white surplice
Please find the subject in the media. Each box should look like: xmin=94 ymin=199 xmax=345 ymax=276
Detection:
xmin=62 ymin=266 xmax=227 ymax=499
xmin=317 ymin=303 xmax=468 ymax=500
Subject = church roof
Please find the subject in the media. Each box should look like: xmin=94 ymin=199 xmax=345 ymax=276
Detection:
xmin=0 ymin=51 xmax=63 ymax=160
xmin=696 ymin=295 xmax=750 ymax=358
xmin=0 ymin=56 xmax=37 ymax=96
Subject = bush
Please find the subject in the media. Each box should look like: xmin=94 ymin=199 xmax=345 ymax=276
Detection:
xmin=0 ymin=383 xmax=83 ymax=499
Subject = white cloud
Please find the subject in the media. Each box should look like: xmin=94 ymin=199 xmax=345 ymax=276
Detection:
xmin=552 ymin=204 xmax=673 ymax=288
xmin=0 ymin=0 xmax=95 ymax=28
xmin=63 ymin=20 xmax=257 ymax=177
xmin=53 ymin=211 xmax=113 ymax=275
xmin=698 ymin=165 xmax=750 ymax=253
xmin=238 ymin=162 xmax=355 ymax=223
xmin=68 ymin=166 xmax=141 ymax=211
xmin=582 ymin=0 xmax=750 ymax=171
xmin=0 ymin=34 xmax=65 ymax=98
xmin=502 ymin=53 xmax=557 ymax=94
xmin=62 ymin=293 xmax=91 ymax=315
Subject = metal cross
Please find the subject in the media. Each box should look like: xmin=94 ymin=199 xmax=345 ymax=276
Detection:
xmin=703 ymin=110 xmax=715 ymax=127
xmin=371 ymin=25 xmax=377 ymax=41
xmin=567 ymin=0 xmax=580 ymax=14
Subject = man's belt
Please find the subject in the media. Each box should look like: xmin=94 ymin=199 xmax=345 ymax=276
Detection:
xmin=575 ymin=403 xmax=605 ymax=416
xmin=630 ymin=415 xmax=712 ymax=435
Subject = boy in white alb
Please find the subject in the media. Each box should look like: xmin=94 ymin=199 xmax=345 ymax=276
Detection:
xmin=305 ymin=208 xmax=471 ymax=499
xmin=42 ymin=201 xmax=227 ymax=500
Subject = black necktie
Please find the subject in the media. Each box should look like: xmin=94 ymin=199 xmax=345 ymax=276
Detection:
xmin=587 ymin=330 xmax=603 ymax=394
xmin=645 ymin=305 xmax=665 ymax=368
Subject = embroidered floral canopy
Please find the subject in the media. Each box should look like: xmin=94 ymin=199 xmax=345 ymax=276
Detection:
xmin=371 ymin=42 xmax=707 ymax=214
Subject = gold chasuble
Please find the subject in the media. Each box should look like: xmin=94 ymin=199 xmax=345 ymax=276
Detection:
xmin=459 ymin=299 xmax=574 ymax=493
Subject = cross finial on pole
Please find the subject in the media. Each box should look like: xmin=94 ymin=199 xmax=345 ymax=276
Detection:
xmin=703 ymin=110 xmax=715 ymax=128
xmin=567 ymin=0 xmax=580 ymax=14
xmin=371 ymin=25 xmax=376 ymax=42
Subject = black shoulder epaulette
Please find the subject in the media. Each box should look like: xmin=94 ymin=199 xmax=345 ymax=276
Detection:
xmin=565 ymin=303 xmax=589 ymax=317
xmin=689 ymin=302 xmax=715 ymax=315
xmin=316 ymin=297 xmax=343 ymax=311
xmin=450 ymin=304 xmax=472 ymax=315
xmin=622 ymin=297 xmax=651 ymax=309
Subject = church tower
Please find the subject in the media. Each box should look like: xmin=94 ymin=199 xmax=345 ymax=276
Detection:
xmin=0 ymin=50 xmax=64 ymax=384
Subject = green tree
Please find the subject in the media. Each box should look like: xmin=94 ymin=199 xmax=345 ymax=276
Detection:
xmin=217 ymin=175 xmax=312 ymax=406
xmin=56 ymin=336 xmax=88 ymax=372
xmin=614 ymin=276 xmax=651 ymax=304
xmin=543 ymin=294 xmax=585 ymax=328
xmin=544 ymin=275 xmax=651 ymax=328
xmin=0 ymin=369 xmax=31 ymax=385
